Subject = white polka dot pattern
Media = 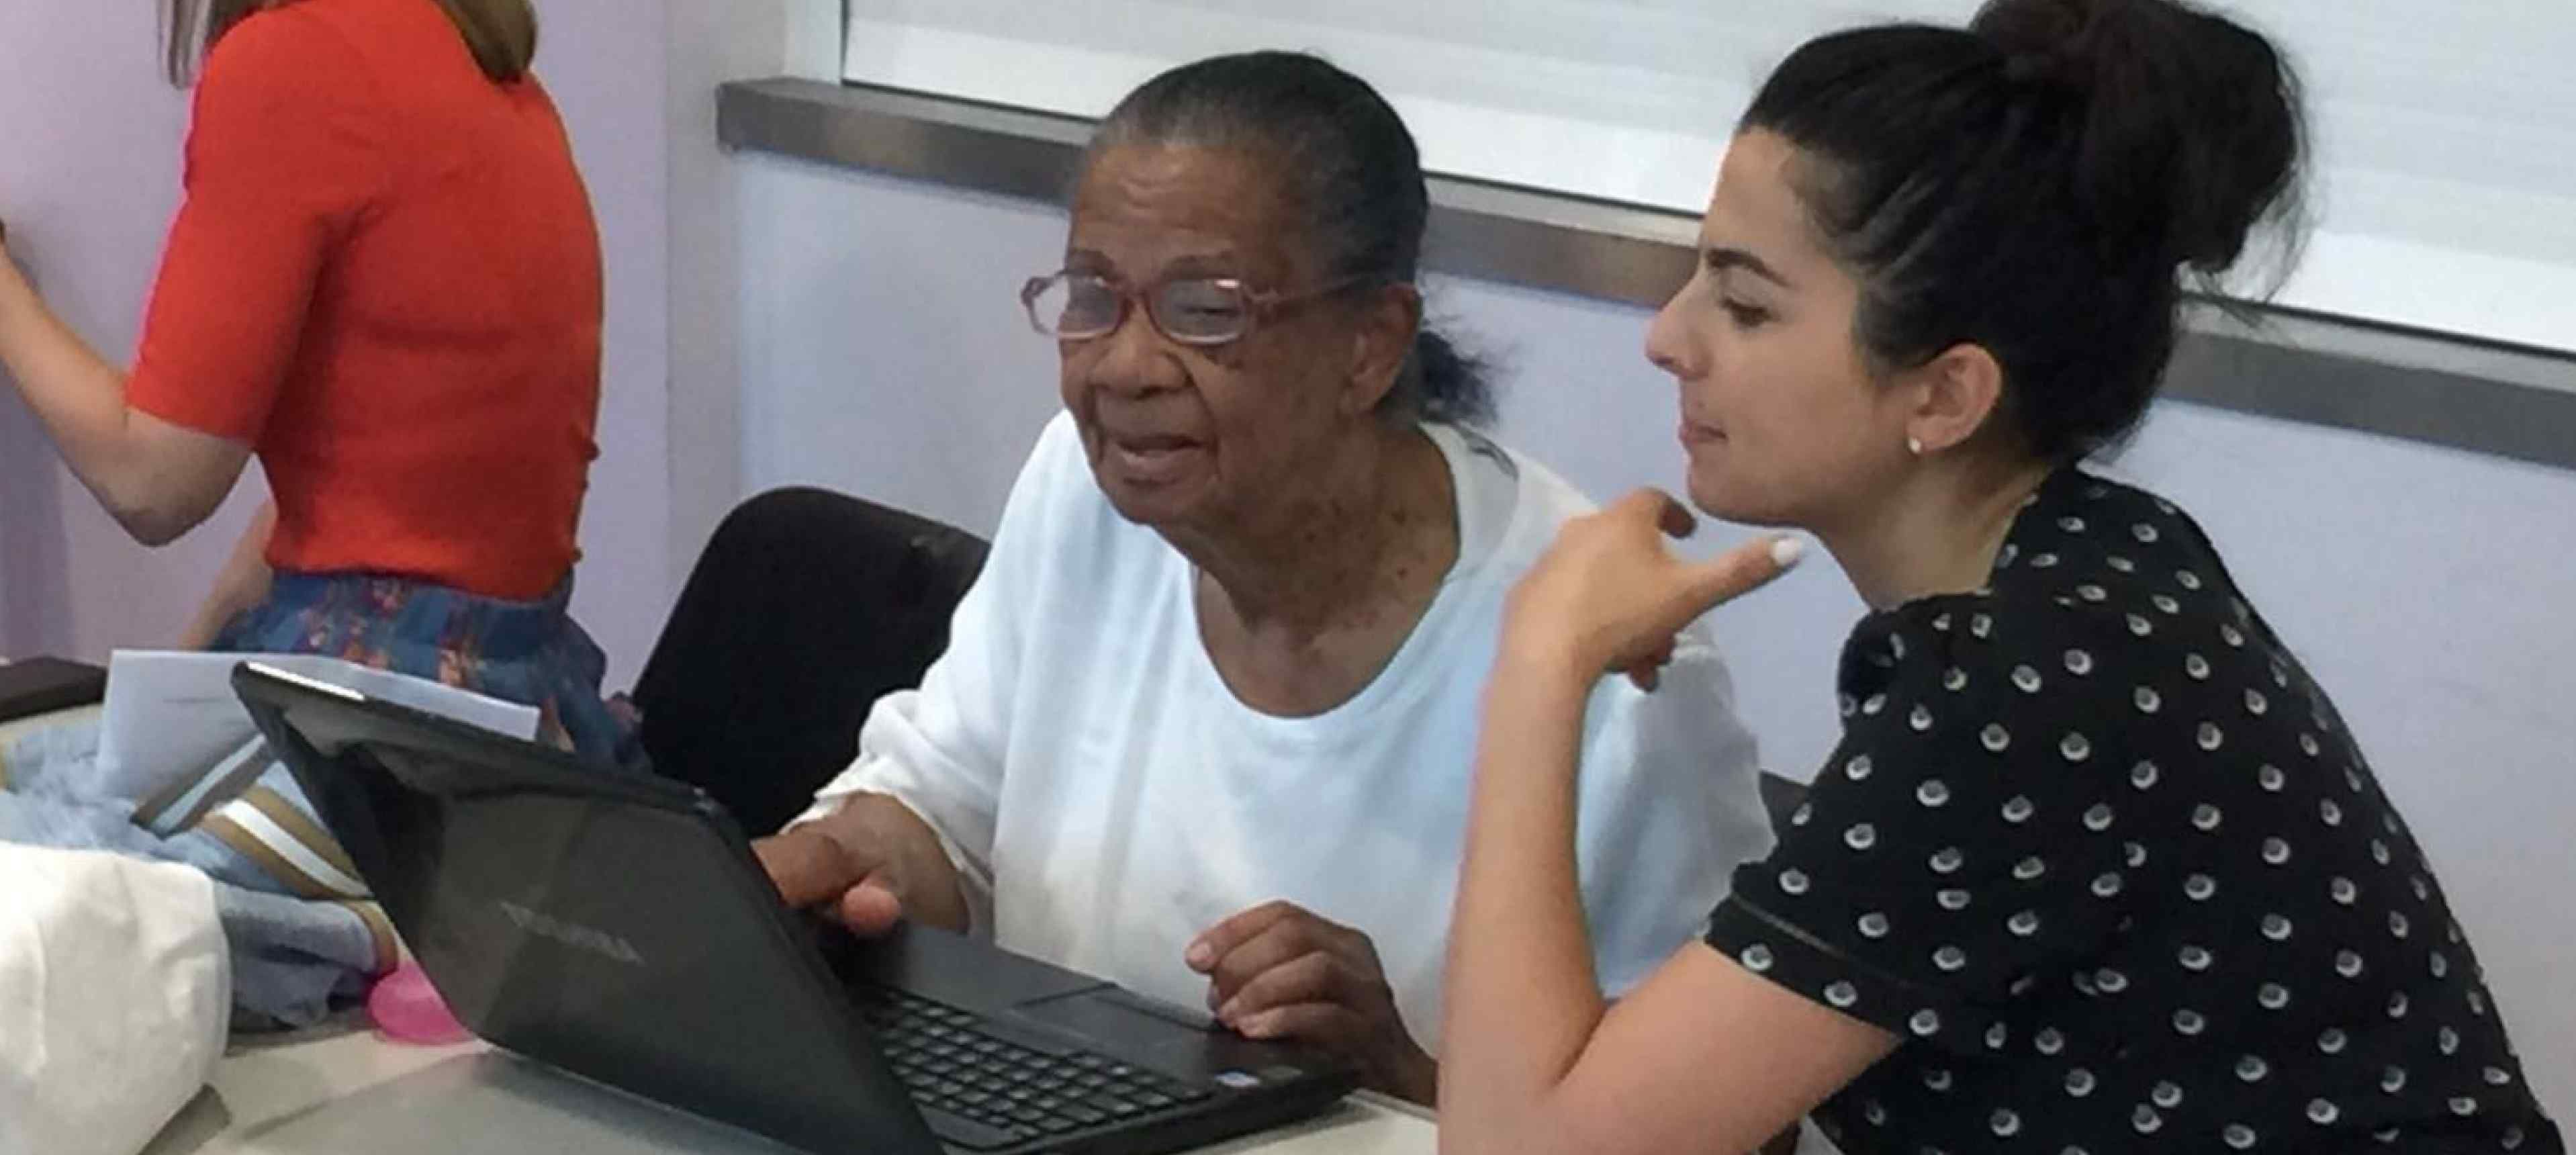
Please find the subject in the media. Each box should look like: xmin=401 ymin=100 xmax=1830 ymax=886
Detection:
xmin=1702 ymin=469 xmax=2559 ymax=1154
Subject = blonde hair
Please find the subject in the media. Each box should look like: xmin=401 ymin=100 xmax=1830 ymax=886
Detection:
xmin=167 ymin=0 xmax=538 ymax=85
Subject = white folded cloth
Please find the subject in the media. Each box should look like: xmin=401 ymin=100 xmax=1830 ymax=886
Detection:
xmin=0 ymin=844 xmax=230 ymax=1155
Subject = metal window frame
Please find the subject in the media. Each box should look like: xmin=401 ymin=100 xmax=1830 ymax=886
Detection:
xmin=720 ymin=77 xmax=2576 ymax=472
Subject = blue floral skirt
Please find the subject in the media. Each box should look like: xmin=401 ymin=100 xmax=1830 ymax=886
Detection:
xmin=212 ymin=570 xmax=643 ymax=769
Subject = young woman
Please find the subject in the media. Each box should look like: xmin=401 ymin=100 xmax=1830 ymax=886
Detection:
xmin=0 ymin=0 xmax=627 ymax=760
xmin=1441 ymin=1 xmax=2564 ymax=1151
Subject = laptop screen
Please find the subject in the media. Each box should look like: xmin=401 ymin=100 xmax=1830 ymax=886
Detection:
xmin=236 ymin=663 xmax=944 ymax=1154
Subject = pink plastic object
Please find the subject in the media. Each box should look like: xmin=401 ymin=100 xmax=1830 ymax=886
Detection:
xmin=367 ymin=961 xmax=473 ymax=1046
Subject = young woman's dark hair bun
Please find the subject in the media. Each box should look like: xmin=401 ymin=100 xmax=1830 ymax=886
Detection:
xmin=1743 ymin=0 xmax=2309 ymax=462
xmin=1973 ymin=0 xmax=2305 ymax=275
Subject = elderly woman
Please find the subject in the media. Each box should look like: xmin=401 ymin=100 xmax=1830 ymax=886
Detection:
xmin=755 ymin=52 xmax=1773 ymax=1105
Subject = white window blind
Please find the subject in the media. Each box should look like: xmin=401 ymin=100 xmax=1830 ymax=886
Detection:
xmin=846 ymin=1 xmax=2576 ymax=353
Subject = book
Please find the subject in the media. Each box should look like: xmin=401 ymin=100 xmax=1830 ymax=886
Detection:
xmin=0 ymin=657 xmax=107 ymax=725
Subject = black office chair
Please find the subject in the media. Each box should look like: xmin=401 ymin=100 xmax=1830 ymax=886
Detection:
xmin=633 ymin=488 xmax=990 ymax=837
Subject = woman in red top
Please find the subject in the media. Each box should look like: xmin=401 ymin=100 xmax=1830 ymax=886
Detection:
xmin=0 ymin=0 xmax=631 ymax=764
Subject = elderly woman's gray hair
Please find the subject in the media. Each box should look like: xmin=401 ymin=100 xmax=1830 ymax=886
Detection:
xmin=1086 ymin=51 xmax=1495 ymax=428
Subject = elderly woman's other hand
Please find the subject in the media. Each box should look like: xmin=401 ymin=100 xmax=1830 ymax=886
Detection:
xmin=1186 ymin=900 xmax=1438 ymax=1105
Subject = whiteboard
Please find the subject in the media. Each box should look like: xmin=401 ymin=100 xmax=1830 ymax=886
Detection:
xmin=845 ymin=0 xmax=2576 ymax=355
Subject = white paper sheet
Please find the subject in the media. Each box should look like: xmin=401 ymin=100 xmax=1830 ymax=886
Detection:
xmin=91 ymin=651 xmax=539 ymax=810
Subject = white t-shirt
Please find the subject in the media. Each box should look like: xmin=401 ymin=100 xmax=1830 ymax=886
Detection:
xmin=810 ymin=413 xmax=1772 ymax=1050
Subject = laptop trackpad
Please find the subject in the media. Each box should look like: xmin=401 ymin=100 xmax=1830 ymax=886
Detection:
xmin=1011 ymin=988 xmax=1333 ymax=1084
xmin=1011 ymin=988 xmax=1216 ymax=1049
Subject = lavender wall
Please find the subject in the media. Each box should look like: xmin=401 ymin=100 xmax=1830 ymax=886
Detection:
xmin=533 ymin=0 xmax=675 ymax=686
xmin=0 ymin=0 xmax=237 ymax=658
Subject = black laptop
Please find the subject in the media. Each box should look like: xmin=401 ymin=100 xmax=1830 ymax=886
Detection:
xmin=233 ymin=661 xmax=1357 ymax=1155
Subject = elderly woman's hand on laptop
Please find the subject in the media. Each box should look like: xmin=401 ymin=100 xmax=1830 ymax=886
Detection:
xmin=753 ymin=794 xmax=971 ymax=937
xmin=1187 ymin=900 xmax=1436 ymax=1105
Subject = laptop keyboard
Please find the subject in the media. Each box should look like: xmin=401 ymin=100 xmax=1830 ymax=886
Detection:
xmin=858 ymin=987 xmax=1213 ymax=1148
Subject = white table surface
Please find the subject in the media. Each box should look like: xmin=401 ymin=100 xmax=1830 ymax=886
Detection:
xmin=143 ymin=1023 xmax=1438 ymax=1155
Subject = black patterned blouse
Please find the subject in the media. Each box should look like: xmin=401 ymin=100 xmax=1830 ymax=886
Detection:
xmin=1704 ymin=469 xmax=2563 ymax=1154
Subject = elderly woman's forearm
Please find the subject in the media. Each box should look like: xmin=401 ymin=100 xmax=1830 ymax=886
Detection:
xmin=835 ymin=792 xmax=975 ymax=933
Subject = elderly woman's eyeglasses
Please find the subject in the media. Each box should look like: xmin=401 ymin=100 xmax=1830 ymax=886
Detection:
xmin=1020 ymin=271 xmax=1377 ymax=346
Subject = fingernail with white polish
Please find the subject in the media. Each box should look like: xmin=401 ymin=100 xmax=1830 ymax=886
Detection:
xmin=1770 ymin=537 xmax=1807 ymax=569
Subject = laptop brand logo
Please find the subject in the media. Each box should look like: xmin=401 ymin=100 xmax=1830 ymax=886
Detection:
xmin=497 ymin=900 xmax=645 ymax=966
